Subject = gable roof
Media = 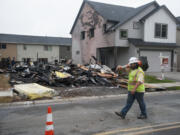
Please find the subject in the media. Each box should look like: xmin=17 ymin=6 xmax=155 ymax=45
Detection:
xmin=0 ymin=34 xmax=72 ymax=46
xmin=70 ymin=0 xmax=134 ymax=34
xmin=111 ymin=1 xmax=159 ymax=30
xmin=140 ymin=5 xmax=179 ymax=24
xmin=86 ymin=1 xmax=134 ymax=22
xmin=70 ymin=0 xmax=159 ymax=34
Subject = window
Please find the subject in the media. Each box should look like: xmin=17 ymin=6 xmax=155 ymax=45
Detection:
xmin=103 ymin=24 xmax=107 ymax=33
xmin=44 ymin=46 xmax=52 ymax=51
xmin=67 ymin=47 xmax=70 ymax=51
xmin=89 ymin=28 xmax=94 ymax=38
xmin=76 ymin=50 xmax=80 ymax=55
xmin=23 ymin=45 xmax=27 ymax=50
xmin=120 ymin=30 xmax=128 ymax=39
xmin=22 ymin=58 xmax=31 ymax=63
xmin=155 ymin=23 xmax=168 ymax=38
xmin=133 ymin=22 xmax=140 ymax=29
xmin=38 ymin=58 xmax=48 ymax=64
xmin=162 ymin=25 xmax=167 ymax=38
xmin=81 ymin=31 xmax=85 ymax=40
xmin=0 ymin=43 xmax=6 ymax=49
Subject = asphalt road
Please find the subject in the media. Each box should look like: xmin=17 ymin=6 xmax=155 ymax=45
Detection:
xmin=0 ymin=91 xmax=180 ymax=135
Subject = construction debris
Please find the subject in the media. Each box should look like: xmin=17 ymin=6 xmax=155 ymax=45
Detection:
xmin=3 ymin=59 xmax=121 ymax=87
xmin=0 ymin=56 xmax=169 ymax=101
xmin=0 ymin=57 xmax=152 ymax=89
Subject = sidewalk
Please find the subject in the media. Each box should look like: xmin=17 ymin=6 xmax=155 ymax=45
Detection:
xmin=145 ymin=82 xmax=180 ymax=89
xmin=0 ymin=90 xmax=13 ymax=97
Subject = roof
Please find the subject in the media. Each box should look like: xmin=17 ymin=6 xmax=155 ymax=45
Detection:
xmin=70 ymin=0 xmax=159 ymax=34
xmin=111 ymin=1 xmax=159 ymax=30
xmin=140 ymin=5 xmax=179 ymax=24
xmin=0 ymin=34 xmax=72 ymax=46
xmin=128 ymin=38 xmax=178 ymax=48
xmin=86 ymin=1 xmax=134 ymax=22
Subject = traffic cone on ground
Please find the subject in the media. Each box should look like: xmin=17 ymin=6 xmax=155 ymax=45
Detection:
xmin=45 ymin=106 xmax=54 ymax=135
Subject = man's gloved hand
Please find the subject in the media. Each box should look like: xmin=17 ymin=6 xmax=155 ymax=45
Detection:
xmin=116 ymin=65 xmax=123 ymax=71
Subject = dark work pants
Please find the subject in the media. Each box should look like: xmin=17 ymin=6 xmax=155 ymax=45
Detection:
xmin=120 ymin=91 xmax=147 ymax=117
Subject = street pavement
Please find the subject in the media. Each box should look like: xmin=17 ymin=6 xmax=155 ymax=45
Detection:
xmin=0 ymin=91 xmax=180 ymax=135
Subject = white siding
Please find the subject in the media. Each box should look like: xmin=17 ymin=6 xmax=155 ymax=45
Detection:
xmin=17 ymin=44 xmax=59 ymax=62
xmin=144 ymin=8 xmax=176 ymax=43
xmin=115 ymin=4 xmax=156 ymax=47
xmin=117 ymin=45 xmax=138 ymax=65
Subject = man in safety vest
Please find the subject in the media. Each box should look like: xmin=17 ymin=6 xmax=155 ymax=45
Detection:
xmin=115 ymin=57 xmax=147 ymax=119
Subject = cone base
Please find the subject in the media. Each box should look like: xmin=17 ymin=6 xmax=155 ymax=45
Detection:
xmin=45 ymin=130 xmax=54 ymax=135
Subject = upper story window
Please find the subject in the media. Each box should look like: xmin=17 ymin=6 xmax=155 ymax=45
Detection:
xmin=67 ymin=46 xmax=71 ymax=51
xmin=89 ymin=28 xmax=94 ymax=38
xmin=120 ymin=29 xmax=128 ymax=39
xmin=80 ymin=31 xmax=85 ymax=40
xmin=103 ymin=24 xmax=107 ymax=33
xmin=0 ymin=43 xmax=6 ymax=49
xmin=23 ymin=45 xmax=27 ymax=50
xmin=44 ymin=46 xmax=52 ymax=51
xmin=133 ymin=22 xmax=140 ymax=29
xmin=155 ymin=23 xmax=168 ymax=38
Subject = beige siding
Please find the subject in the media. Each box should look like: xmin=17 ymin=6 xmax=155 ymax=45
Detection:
xmin=0 ymin=43 xmax=17 ymax=60
xmin=17 ymin=44 xmax=59 ymax=62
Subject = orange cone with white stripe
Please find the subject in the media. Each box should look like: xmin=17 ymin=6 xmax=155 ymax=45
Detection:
xmin=45 ymin=106 xmax=54 ymax=135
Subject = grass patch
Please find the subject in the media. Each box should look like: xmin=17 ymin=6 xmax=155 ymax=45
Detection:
xmin=166 ymin=86 xmax=180 ymax=90
xmin=145 ymin=75 xmax=175 ymax=83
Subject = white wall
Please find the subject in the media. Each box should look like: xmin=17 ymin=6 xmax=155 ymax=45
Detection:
xmin=115 ymin=4 xmax=156 ymax=47
xmin=117 ymin=45 xmax=137 ymax=65
xmin=144 ymin=8 xmax=176 ymax=43
xmin=17 ymin=44 xmax=59 ymax=62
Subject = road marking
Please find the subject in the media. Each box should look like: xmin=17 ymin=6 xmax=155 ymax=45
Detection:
xmin=126 ymin=124 xmax=180 ymax=135
xmin=93 ymin=121 xmax=180 ymax=135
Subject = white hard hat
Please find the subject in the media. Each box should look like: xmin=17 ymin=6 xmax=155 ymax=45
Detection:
xmin=129 ymin=57 xmax=139 ymax=64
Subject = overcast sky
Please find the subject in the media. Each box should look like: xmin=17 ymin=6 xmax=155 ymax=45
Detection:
xmin=0 ymin=0 xmax=179 ymax=38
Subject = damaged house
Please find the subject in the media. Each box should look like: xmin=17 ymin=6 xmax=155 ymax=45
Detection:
xmin=70 ymin=0 xmax=180 ymax=72
xmin=0 ymin=33 xmax=72 ymax=63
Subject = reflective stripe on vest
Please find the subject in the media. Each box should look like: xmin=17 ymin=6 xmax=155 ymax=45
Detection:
xmin=128 ymin=67 xmax=145 ymax=92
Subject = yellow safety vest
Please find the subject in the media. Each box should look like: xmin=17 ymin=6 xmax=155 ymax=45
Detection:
xmin=128 ymin=67 xmax=145 ymax=92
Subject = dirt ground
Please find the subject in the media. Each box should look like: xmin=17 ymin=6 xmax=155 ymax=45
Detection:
xmin=0 ymin=74 xmax=11 ymax=91
xmin=54 ymin=86 xmax=127 ymax=98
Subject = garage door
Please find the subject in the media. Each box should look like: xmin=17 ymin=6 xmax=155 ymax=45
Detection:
xmin=140 ymin=50 xmax=171 ymax=72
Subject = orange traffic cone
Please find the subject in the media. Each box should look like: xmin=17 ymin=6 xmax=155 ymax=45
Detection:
xmin=45 ymin=106 xmax=54 ymax=135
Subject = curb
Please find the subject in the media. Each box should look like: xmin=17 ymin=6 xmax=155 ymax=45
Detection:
xmin=0 ymin=90 xmax=180 ymax=107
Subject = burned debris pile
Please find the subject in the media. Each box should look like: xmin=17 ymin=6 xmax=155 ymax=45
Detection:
xmin=3 ymin=59 xmax=124 ymax=88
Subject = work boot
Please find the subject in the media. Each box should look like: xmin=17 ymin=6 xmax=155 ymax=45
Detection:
xmin=115 ymin=112 xmax=125 ymax=119
xmin=137 ymin=114 xmax=147 ymax=119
